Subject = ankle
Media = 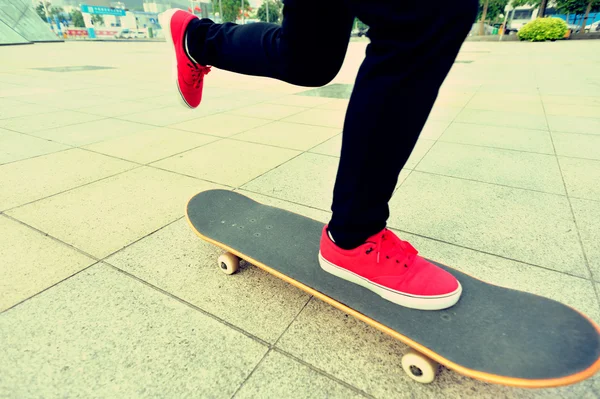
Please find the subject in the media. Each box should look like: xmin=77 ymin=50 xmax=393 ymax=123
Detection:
xmin=327 ymin=228 xmax=363 ymax=250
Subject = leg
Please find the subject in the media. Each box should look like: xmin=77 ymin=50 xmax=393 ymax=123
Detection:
xmin=186 ymin=0 xmax=355 ymax=87
xmin=328 ymin=0 xmax=478 ymax=248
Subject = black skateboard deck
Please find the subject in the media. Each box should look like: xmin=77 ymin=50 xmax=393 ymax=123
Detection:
xmin=186 ymin=189 xmax=600 ymax=388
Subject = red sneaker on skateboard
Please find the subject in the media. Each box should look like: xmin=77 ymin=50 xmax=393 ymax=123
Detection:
xmin=319 ymin=226 xmax=462 ymax=310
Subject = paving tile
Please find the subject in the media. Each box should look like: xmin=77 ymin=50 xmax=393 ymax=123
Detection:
xmin=235 ymin=351 xmax=364 ymax=399
xmin=229 ymin=104 xmax=307 ymax=120
xmin=137 ymin=94 xmax=183 ymax=107
xmin=416 ymin=142 xmax=565 ymax=194
xmin=466 ymin=93 xmax=544 ymax=115
xmin=572 ymin=198 xmax=600 ymax=281
xmin=393 ymin=169 xmax=412 ymax=191
xmin=6 ymin=167 xmax=214 ymax=258
xmin=0 ymin=265 xmax=267 ymax=398
xmin=268 ymin=95 xmax=333 ymax=108
xmin=106 ymin=218 xmax=309 ymax=343
xmin=233 ymin=121 xmax=340 ymax=151
xmin=219 ymin=89 xmax=285 ymax=103
xmin=544 ymin=103 xmax=600 ymax=118
xmin=13 ymin=91 xmax=115 ymax=109
xmin=405 ymin=139 xmax=436 ymax=169
xmin=0 ymin=216 xmax=95 ymax=312
xmin=309 ymin=134 xmax=342 ymax=157
xmin=119 ymin=105 xmax=207 ymax=126
xmin=84 ymin=127 xmax=217 ymax=164
xmin=440 ymin=122 xmax=554 ymax=154
xmin=388 ymin=172 xmax=587 ymax=277
xmin=242 ymin=153 xmax=338 ymax=211
xmin=0 ymin=87 xmax=57 ymax=98
xmin=282 ymin=108 xmax=346 ymax=129
xmin=0 ymin=103 xmax=61 ymax=120
xmin=0 ymin=98 xmax=23 ymax=108
xmin=152 ymin=139 xmax=299 ymax=187
xmin=455 ymin=109 xmax=548 ymax=130
xmin=552 ymin=132 xmax=600 ymax=160
xmin=479 ymin=83 xmax=539 ymax=95
xmin=427 ymin=106 xmax=463 ymax=122
xmin=28 ymin=118 xmax=152 ymax=147
xmin=0 ymin=110 xmax=102 ymax=133
xmin=0 ymin=129 xmax=69 ymax=165
xmin=0 ymin=149 xmax=135 ymax=211
xmin=542 ymin=95 xmax=600 ymax=107
xmin=73 ymin=87 xmax=165 ymax=101
xmin=433 ymin=91 xmax=474 ymax=108
xmin=420 ymin=120 xmax=451 ymax=140
xmin=316 ymin=99 xmax=350 ymax=111
xmin=559 ymin=157 xmax=600 ymax=201
xmin=170 ymin=114 xmax=272 ymax=137
xmin=76 ymin=100 xmax=167 ymax=117
xmin=548 ymin=115 xmax=600 ymax=135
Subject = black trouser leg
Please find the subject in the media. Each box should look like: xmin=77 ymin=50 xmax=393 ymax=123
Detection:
xmin=185 ymin=0 xmax=354 ymax=87
xmin=327 ymin=0 xmax=478 ymax=248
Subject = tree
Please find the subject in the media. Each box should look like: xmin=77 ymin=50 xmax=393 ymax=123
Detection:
xmin=479 ymin=0 xmax=489 ymax=35
xmin=211 ymin=0 xmax=251 ymax=23
xmin=478 ymin=0 xmax=509 ymax=35
xmin=71 ymin=9 xmax=85 ymax=28
xmin=91 ymin=14 xmax=104 ymax=26
xmin=35 ymin=1 xmax=50 ymax=21
xmin=50 ymin=6 xmax=64 ymax=17
xmin=580 ymin=0 xmax=600 ymax=33
xmin=510 ymin=0 xmax=547 ymax=16
xmin=539 ymin=0 xmax=548 ymax=16
xmin=257 ymin=0 xmax=282 ymax=23
xmin=556 ymin=0 xmax=588 ymax=14
xmin=479 ymin=0 xmax=509 ymax=22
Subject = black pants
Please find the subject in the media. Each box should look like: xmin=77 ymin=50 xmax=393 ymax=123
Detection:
xmin=187 ymin=0 xmax=478 ymax=249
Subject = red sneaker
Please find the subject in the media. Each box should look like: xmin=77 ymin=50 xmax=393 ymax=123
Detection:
xmin=159 ymin=9 xmax=211 ymax=108
xmin=319 ymin=226 xmax=462 ymax=310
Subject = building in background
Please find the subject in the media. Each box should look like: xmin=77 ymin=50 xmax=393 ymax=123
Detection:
xmin=0 ymin=0 xmax=61 ymax=44
xmin=143 ymin=1 xmax=171 ymax=13
xmin=82 ymin=0 xmax=112 ymax=5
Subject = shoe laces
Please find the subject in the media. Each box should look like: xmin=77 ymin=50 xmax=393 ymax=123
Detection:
xmin=188 ymin=63 xmax=211 ymax=89
xmin=365 ymin=229 xmax=418 ymax=267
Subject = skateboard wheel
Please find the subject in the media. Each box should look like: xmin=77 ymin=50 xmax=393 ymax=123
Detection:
xmin=401 ymin=349 xmax=438 ymax=384
xmin=217 ymin=252 xmax=240 ymax=275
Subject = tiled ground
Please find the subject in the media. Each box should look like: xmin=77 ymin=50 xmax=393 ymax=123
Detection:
xmin=1 ymin=39 xmax=600 ymax=398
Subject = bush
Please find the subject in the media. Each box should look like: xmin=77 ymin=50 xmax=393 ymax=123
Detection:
xmin=518 ymin=18 xmax=568 ymax=42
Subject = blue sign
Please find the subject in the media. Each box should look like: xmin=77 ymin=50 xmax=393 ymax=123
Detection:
xmin=80 ymin=5 xmax=126 ymax=16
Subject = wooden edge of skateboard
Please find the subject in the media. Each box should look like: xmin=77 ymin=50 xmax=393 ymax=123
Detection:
xmin=184 ymin=197 xmax=600 ymax=389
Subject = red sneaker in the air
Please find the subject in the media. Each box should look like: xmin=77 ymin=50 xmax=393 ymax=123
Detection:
xmin=319 ymin=226 xmax=462 ymax=310
xmin=159 ymin=9 xmax=211 ymax=108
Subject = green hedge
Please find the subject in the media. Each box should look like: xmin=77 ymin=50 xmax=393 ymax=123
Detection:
xmin=518 ymin=18 xmax=568 ymax=42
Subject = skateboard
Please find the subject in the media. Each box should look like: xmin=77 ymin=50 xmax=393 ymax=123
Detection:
xmin=186 ymin=189 xmax=600 ymax=388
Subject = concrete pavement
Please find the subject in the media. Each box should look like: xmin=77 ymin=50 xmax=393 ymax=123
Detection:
xmin=1 ymin=39 xmax=600 ymax=398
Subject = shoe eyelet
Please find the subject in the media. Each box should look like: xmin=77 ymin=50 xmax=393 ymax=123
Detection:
xmin=366 ymin=248 xmax=373 ymax=255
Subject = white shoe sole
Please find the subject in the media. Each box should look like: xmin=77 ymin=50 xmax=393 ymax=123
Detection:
xmin=159 ymin=9 xmax=194 ymax=109
xmin=318 ymin=252 xmax=462 ymax=310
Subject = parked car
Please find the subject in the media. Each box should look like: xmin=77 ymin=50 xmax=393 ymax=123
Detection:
xmin=115 ymin=29 xmax=146 ymax=39
xmin=585 ymin=21 xmax=600 ymax=32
